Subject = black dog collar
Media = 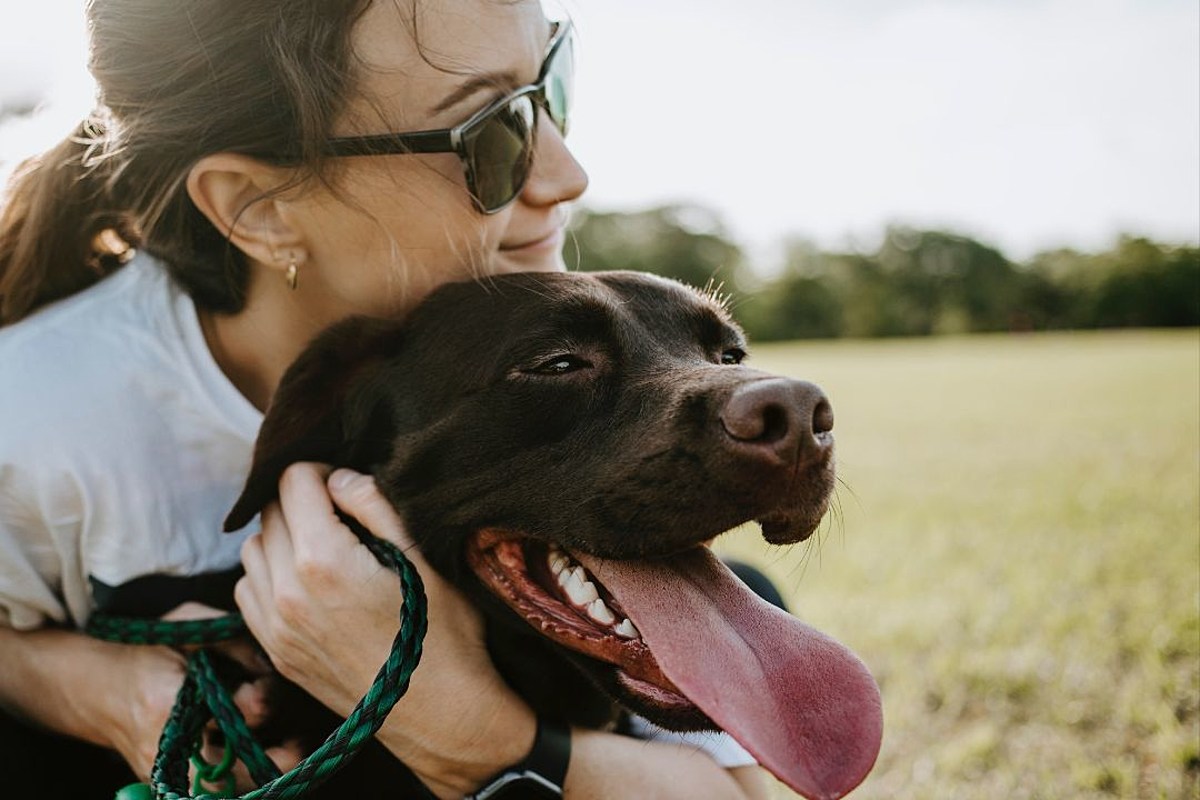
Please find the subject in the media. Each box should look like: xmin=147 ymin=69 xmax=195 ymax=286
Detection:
xmin=464 ymin=717 xmax=571 ymax=799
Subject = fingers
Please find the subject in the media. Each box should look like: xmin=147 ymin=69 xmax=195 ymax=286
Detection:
xmin=325 ymin=470 xmax=487 ymax=638
xmin=276 ymin=463 xmax=347 ymax=570
xmin=257 ymin=503 xmax=297 ymax=596
xmin=196 ymin=734 xmax=304 ymax=791
xmin=161 ymin=601 xmax=227 ymax=622
xmin=237 ymin=466 xmax=321 ymax=643
xmin=327 ymin=469 xmax=418 ymax=553
xmin=236 ymin=535 xmax=271 ymax=642
xmin=209 ymin=635 xmax=272 ymax=676
xmin=250 ymin=463 xmax=417 ymax=579
xmin=267 ymin=741 xmax=304 ymax=773
xmin=229 ymin=676 xmax=273 ymax=728
xmin=208 ymin=638 xmax=275 ymax=728
xmin=235 ymin=462 xmax=426 ymax=715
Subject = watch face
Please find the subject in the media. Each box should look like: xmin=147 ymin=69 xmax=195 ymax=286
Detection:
xmin=473 ymin=772 xmax=564 ymax=800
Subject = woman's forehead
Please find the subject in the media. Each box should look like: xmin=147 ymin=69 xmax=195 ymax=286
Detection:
xmin=343 ymin=0 xmax=550 ymax=134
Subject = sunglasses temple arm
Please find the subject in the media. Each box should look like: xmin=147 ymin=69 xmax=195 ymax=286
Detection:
xmin=324 ymin=129 xmax=455 ymax=157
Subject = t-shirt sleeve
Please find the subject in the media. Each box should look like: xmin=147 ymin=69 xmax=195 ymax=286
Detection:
xmin=0 ymin=466 xmax=69 ymax=630
xmin=625 ymin=715 xmax=758 ymax=768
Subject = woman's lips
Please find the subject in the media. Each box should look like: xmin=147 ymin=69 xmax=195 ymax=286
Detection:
xmin=500 ymin=227 xmax=564 ymax=254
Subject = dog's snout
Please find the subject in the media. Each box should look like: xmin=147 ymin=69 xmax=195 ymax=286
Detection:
xmin=719 ymin=379 xmax=834 ymax=464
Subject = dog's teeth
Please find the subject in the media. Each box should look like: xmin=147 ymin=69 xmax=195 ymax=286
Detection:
xmin=614 ymin=618 xmax=640 ymax=639
xmin=587 ymin=599 xmax=616 ymax=625
xmin=548 ymin=551 xmax=570 ymax=575
xmin=566 ymin=567 xmax=600 ymax=603
xmin=570 ymin=581 xmax=600 ymax=607
xmin=559 ymin=568 xmax=579 ymax=590
xmin=562 ymin=570 xmax=600 ymax=606
xmin=579 ymin=581 xmax=600 ymax=604
xmin=556 ymin=563 xmax=581 ymax=588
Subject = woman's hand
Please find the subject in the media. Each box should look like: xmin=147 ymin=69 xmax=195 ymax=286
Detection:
xmin=235 ymin=464 xmax=536 ymax=798
xmin=158 ymin=603 xmax=303 ymax=789
xmin=0 ymin=616 xmax=297 ymax=791
xmin=110 ymin=603 xmax=301 ymax=788
xmin=100 ymin=637 xmax=189 ymax=781
xmin=0 ymin=624 xmax=191 ymax=783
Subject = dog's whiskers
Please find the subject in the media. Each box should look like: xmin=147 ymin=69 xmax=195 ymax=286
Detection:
xmin=700 ymin=277 xmax=733 ymax=314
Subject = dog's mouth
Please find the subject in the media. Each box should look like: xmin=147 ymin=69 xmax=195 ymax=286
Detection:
xmin=466 ymin=527 xmax=884 ymax=800
xmin=467 ymin=529 xmax=697 ymax=715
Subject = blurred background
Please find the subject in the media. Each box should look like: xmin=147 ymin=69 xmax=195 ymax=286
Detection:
xmin=2 ymin=1 xmax=1197 ymax=798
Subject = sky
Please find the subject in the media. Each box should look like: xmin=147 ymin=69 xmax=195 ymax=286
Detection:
xmin=1 ymin=0 xmax=1197 ymax=267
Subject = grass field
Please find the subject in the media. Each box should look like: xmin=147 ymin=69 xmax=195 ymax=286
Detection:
xmin=711 ymin=329 xmax=1200 ymax=800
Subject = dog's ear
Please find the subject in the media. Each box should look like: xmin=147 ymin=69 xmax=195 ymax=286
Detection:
xmin=224 ymin=316 xmax=402 ymax=532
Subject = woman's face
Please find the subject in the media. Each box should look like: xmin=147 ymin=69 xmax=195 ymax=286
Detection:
xmin=288 ymin=0 xmax=588 ymax=320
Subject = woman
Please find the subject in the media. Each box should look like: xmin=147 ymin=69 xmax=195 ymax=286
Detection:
xmin=0 ymin=0 xmax=766 ymax=797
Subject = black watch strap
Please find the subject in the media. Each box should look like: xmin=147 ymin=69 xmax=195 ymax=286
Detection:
xmin=464 ymin=716 xmax=571 ymax=799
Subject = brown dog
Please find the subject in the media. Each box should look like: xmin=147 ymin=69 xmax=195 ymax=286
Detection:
xmin=226 ymin=271 xmax=882 ymax=799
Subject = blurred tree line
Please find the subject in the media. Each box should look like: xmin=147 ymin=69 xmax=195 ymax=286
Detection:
xmin=568 ymin=205 xmax=1200 ymax=340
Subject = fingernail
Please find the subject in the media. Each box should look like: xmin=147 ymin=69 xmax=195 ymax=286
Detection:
xmin=330 ymin=469 xmax=359 ymax=490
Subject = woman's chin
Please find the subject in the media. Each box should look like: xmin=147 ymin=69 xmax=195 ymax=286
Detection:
xmin=495 ymin=232 xmax=567 ymax=273
xmin=494 ymin=253 xmax=566 ymax=275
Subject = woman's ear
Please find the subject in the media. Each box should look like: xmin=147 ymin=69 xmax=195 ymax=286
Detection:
xmin=186 ymin=154 xmax=306 ymax=271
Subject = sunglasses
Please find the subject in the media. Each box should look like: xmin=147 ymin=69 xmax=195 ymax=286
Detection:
xmin=324 ymin=21 xmax=574 ymax=214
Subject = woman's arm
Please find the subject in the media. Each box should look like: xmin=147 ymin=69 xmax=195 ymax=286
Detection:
xmin=237 ymin=465 xmax=765 ymax=800
xmin=565 ymin=731 xmax=768 ymax=800
xmin=0 ymin=624 xmax=188 ymax=779
xmin=0 ymin=610 xmax=295 ymax=785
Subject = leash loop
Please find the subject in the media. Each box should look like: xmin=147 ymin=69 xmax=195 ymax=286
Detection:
xmin=191 ymin=736 xmax=236 ymax=797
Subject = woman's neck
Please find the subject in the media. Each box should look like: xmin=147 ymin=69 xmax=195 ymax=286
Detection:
xmin=197 ymin=270 xmax=335 ymax=412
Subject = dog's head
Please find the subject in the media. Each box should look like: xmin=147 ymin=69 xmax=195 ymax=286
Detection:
xmin=226 ymin=271 xmax=881 ymax=800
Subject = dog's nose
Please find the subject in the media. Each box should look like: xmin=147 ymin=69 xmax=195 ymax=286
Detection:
xmin=719 ymin=378 xmax=834 ymax=465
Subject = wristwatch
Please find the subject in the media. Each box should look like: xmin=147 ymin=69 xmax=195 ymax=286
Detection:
xmin=464 ymin=717 xmax=572 ymax=799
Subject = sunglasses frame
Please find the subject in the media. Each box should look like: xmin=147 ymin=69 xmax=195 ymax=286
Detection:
xmin=324 ymin=20 xmax=573 ymax=214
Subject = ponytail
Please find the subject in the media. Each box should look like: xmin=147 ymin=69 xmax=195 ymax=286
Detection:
xmin=0 ymin=118 xmax=138 ymax=326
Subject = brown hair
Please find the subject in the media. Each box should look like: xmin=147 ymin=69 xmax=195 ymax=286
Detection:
xmin=0 ymin=0 xmax=372 ymax=325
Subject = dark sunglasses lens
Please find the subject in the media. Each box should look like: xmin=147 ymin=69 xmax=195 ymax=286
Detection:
xmin=464 ymin=94 xmax=536 ymax=211
xmin=544 ymin=34 xmax=574 ymax=135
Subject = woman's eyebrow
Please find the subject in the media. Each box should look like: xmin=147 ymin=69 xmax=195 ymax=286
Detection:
xmin=431 ymin=71 xmax=520 ymax=116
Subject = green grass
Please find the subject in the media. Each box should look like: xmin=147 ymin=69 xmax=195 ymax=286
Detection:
xmin=710 ymin=329 xmax=1200 ymax=800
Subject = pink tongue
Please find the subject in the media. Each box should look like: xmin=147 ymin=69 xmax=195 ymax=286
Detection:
xmin=577 ymin=548 xmax=882 ymax=800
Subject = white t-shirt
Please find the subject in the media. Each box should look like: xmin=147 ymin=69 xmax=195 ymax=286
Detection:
xmin=0 ymin=253 xmax=260 ymax=629
xmin=0 ymin=253 xmax=754 ymax=767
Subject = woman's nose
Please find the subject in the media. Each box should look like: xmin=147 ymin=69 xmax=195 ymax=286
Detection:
xmin=520 ymin=113 xmax=588 ymax=207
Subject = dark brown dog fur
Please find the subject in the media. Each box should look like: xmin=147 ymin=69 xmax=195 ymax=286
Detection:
xmin=226 ymin=271 xmax=836 ymax=795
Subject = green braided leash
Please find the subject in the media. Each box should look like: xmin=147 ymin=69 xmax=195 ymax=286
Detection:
xmin=86 ymin=524 xmax=427 ymax=799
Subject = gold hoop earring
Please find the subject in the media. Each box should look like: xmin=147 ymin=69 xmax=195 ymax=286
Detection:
xmin=285 ymin=261 xmax=299 ymax=291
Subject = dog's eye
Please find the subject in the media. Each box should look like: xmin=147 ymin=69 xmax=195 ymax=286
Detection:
xmin=527 ymin=355 xmax=593 ymax=375
xmin=720 ymin=347 xmax=747 ymax=365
